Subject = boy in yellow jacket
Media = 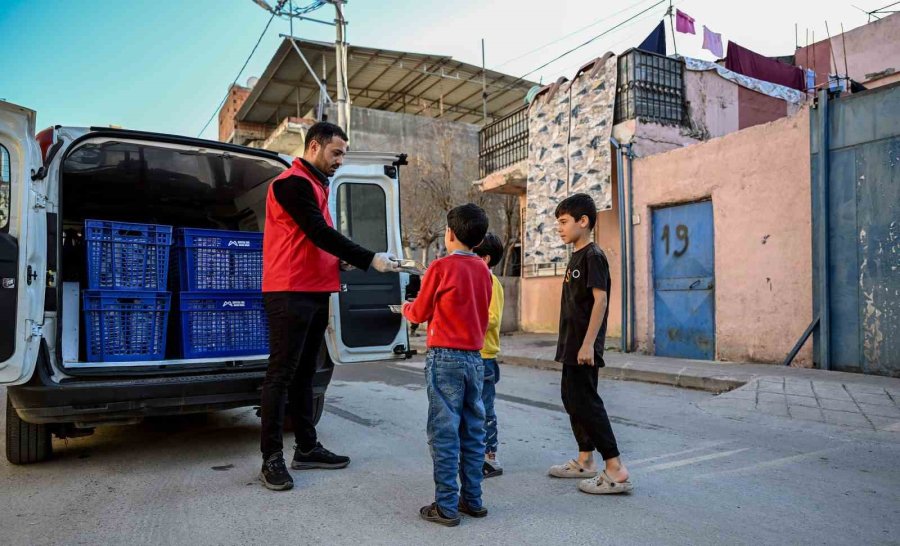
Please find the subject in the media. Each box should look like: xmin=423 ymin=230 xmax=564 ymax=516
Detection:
xmin=474 ymin=233 xmax=505 ymax=478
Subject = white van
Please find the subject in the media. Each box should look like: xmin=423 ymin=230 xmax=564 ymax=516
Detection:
xmin=0 ymin=101 xmax=414 ymax=464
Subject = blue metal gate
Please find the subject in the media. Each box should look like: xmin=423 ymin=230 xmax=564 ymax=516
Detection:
xmin=652 ymin=201 xmax=715 ymax=360
xmin=811 ymin=86 xmax=900 ymax=376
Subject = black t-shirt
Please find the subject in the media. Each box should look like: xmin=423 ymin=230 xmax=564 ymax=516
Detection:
xmin=555 ymin=243 xmax=611 ymax=367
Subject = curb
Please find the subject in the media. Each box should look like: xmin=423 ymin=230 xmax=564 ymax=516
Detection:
xmin=410 ymin=343 xmax=747 ymax=394
xmin=498 ymin=355 xmax=745 ymax=394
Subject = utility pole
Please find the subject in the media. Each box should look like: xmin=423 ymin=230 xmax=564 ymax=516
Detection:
xmin=481 ymin=38 xmax=487 ymax=123
xmin=667 ymin=0 xmax=677 ymax=55
xmin=328 ymin=0 xmax=350 ymax=134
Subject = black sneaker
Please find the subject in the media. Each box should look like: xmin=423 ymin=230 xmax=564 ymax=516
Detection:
xmin=483 ymin=459 xmax=504 ymax=479
xmin=458 ymin=499 xmax=488 ymax=518
xmin=419 ymin=503 xmax=460 ymax=527
xmin=291 ymin=442 xmax=350 ymax=470
xmin=259 ymin=452 xmax=294 ymax=491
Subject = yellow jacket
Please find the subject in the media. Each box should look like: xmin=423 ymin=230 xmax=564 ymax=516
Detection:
xmin=480 ymin=274 xmax=504 ymax=359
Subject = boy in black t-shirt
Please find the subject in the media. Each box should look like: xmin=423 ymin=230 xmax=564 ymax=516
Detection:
xmin=547 ymin=193 xmax=633 ymax=495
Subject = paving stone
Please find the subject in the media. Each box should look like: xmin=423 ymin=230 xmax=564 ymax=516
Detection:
xmin=720 ymin=387 xmax=756 ymax=400
xmin=822 ymin=409 xmax=873 ymax=428
xmin=812 ymin=384 xmax=853 ymax=401
xmin=858 ymin=403 xmax=900 ymax=419
xmin=845 ymin=383 xmax=888 ymax=395
xmin=866 ymin=415 xmax=900 ymax=432
xmin=758 ymin=392 xmax=787 ymax=404
xmin=788 ymin=405 xmax=825 ymax=422
xmin=785 ymin=394 xmax=819 ymax=407
xmin=817 ymin=398 xmax=859 ymax=412
xmin=758 ymin=381 xmax=785 ymax=394
xmin=784 ymin=381 xmax=815 ymax=396
xmin=852 ymin=393 xmax=895 ymax=407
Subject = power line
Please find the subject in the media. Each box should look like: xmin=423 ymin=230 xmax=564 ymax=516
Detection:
xmin=494 ymin=0 xmax=659 ymax=69
xmin=196 ymin=5 xmax=286 ymax=138
xmin=489 ymin=0 xmax=668 ymax=100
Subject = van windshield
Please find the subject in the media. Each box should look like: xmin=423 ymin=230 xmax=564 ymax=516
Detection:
xmin=63 ymin=140 xmax=284 ymax=229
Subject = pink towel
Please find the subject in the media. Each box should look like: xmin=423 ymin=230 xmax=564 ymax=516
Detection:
xmin=703 ymin=26 xmax=724 ymax=58
xmin=675 ymin=10 xmax=695 ymax=34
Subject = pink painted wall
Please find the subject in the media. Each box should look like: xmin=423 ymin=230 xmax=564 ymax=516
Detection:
xmin=796 ymin=13 xmax=900 ymax=87
xmin=630 ymin=107 xmax=813 ymax=365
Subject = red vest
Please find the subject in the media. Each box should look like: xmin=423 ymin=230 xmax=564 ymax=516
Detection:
xmin=262 ymin=159 xmax=340 ymax=293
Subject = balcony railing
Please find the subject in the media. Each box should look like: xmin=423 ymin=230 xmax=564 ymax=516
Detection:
xmin=479 ymin=105 xmax=528 ymax=178
xmin=614 ymin=48 xmax=686 ymax=126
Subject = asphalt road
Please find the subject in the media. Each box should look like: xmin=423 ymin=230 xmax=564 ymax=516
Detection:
xmin=2 ymin=359 xmax=899 ymax=545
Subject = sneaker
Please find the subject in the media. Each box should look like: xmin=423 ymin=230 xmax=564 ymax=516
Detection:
xmin=419 ymin=503 xmax=460 ymax=527
xmin=292 ymin=442 xmax=350 ymax=470
xmin=483 ymin=455 xmax=504 ymax=479
xmin=548 ymin=459 xmax=599 ymax=479
xmin=259 ymin=452 xmax=294 ymax=491
xmin=458 ymin=499 xmax=488 ymax=518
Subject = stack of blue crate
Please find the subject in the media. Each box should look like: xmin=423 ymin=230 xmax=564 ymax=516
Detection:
xmin=172 ymin=228 xmax=268 ymax=358
xmin=82 ymin=220 xmax=173 ymax=362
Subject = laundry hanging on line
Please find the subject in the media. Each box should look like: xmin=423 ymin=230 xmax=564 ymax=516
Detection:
xmin=702 ymin=26 xmax=724 ymax=58
xmin=725 ymin=41 xmax=805 ymax=91
xmin=638 ymin=20 xmax=667 ymax=55
xmin=675 ymin=10 xmax=695 ymax=34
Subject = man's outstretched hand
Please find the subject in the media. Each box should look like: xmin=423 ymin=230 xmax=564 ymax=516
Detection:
xmin=371 ymin=252 xmax=401 ymax=273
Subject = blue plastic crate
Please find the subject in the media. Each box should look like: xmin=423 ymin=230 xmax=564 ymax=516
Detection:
xmin=174 ymin=228 xmax=263 ymax=291
xmin=175 ymin=292 xmax=269 ymax=359
xmin=83 ymin=291 xmax=171 ymax=362
xmin=85 ymin=220 xmax=173 ymax=290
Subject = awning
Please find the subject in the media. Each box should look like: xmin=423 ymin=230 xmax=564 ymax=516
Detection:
xmin=236 ymin=38 xmax=537 ymax=126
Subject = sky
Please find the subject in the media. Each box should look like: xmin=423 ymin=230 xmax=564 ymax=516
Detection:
xmin=0 ymin=0 xmax=882 ymax=140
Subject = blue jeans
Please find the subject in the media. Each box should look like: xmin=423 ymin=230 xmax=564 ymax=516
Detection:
xmin=482 ymin=358 xmax=500 ymax=454
xmin=425 ymin=348 xmax=486 ymax=518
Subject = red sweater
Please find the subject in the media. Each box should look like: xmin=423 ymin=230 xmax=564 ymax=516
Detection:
xmin=403 ymin=253 xmax=492 ymax=351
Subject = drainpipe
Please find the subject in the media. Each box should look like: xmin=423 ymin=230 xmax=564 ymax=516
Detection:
xmin=611 ymin=137 xmax=628 ymax=353
xmin=813 ymin=90 xmax=832 ymax=370
xmin=625 ymin=143 xmax=636 ymax=353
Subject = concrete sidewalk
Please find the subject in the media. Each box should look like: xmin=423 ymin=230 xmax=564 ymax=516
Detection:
xmin=410 ymin=332 xmax=900 ymax=434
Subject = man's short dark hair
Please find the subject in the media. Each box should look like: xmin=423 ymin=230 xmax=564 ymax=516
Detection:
xmin=447 ymin=203 xmax=489 ymax=249
xmin=304 ymin=122 xmax=348 ymax=151
xmin=474 ymin=232 xmax=504 ymax=268
xmin=555 ymin=193 xmax=597 ymax=230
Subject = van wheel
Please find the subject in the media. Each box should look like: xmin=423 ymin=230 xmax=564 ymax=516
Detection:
xmin=312 ymin=394 xmax=325 ymax=426
xmin=5 ymin=398 xmax=52 ymax=465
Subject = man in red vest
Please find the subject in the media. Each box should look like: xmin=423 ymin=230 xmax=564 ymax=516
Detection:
xmin=259 ymin=122 xmax=400 ymax=491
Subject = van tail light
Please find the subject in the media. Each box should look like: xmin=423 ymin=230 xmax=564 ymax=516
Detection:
xmin=36 ymin=127 xmax=55 ymax=162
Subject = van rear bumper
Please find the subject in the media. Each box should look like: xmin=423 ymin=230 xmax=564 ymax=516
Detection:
xmin=7 ymin=368 xmax=331 ymax=425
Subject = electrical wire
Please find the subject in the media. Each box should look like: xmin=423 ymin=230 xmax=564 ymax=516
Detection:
xmin=489 ymin=0 xmax=668 ymax=100
xmin=196 ymin=9 xmax=283 ymax=138
xmin=494 ymin=0 xmax=659 ymax=69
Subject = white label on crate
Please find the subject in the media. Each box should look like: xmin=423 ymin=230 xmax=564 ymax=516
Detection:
xmin=2 ymin=278 xmax=14 ymax=289
xmin=222 ymin=300 xmax=247 ymax=308
xmin=228 ymin=240 xmax=251 ymax=247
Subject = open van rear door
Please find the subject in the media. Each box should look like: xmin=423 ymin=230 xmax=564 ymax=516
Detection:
xmin=326 ymin=152 xmax=409 ymax=364
xmin=0 ymin=102 xmax=46 ymax=385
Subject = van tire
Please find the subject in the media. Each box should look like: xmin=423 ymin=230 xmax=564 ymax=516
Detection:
xmin=312 ymin=394 xmax=325 ymax=426
xmin=6 ymin=398 xmax=52 ymax=465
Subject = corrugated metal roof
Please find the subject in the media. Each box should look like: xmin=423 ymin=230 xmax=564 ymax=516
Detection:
xmin=236 ymin=38 xmax=537 ymax=126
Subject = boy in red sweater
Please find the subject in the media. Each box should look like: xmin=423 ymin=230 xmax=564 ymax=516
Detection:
xmin=403 ymin=203 xmax=492 ymax=527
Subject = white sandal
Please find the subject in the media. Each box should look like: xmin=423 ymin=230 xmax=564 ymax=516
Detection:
xmin=578 ymin=470 xmax=634 ymax=495
xmin=548 ymin=459 xmax=599 ymax=479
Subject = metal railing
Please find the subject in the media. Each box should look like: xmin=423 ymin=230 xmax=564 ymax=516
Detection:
xmin=479 ymin=105 xmax=528 ymax=178
xmin=614 ymin=48 xmax=686 ymax=126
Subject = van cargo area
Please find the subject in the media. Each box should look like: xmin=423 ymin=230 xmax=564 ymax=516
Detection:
xmin=58 ymin=137 xmax=286 ymax=370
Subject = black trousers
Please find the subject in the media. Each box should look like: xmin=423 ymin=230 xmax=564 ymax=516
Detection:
xmin=260 ymin=292 xmax=330 ymax=459
xmin=560 ymin=364 xmax=620 ymax=460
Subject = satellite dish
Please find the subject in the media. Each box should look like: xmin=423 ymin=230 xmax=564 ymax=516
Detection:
xmin=247 ymin=77 xmax=259 ymax=88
